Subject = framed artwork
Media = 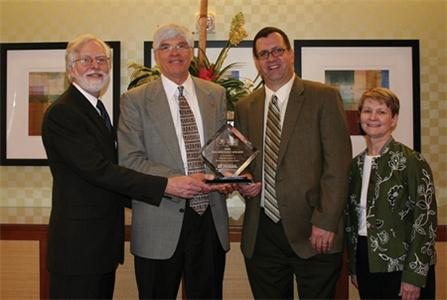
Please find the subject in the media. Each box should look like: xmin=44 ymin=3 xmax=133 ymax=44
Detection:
xmin=0 ymin=41 xmax=120 ymax=165
xmin=294 ymin=39 xmax=420 ymax=156
xmin=144 ymin=40 xmax=258 ymax=85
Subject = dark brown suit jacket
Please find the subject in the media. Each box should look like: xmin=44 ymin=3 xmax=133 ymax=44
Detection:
xmin=235 ymin=76 xmax=352 ymax=259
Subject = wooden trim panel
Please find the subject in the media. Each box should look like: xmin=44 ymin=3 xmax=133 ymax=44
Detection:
xmin=2 ymin=224 xmax=446 ymax=299
xmin=1 ymin=224 xmax=49 ymax=299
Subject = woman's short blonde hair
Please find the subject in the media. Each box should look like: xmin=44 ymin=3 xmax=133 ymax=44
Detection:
xmin=358 ymin=87 xmax=400 ymax=117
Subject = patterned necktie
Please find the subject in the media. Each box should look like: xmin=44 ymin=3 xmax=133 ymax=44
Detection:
xmin=96 ymin=99 xmax=112 ymax=132
xmin=264 ymin=95 xmax=281 ymax=222
xmin=178 ymin=86 xmax=209 ymax=215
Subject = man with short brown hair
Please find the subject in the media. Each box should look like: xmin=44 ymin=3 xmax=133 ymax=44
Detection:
xmin=235 ymin=27 xmax=352 ymax=299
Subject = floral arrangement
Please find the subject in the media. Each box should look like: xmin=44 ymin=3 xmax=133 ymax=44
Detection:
xmin=128 ymin=12 xmax=259 ymax=113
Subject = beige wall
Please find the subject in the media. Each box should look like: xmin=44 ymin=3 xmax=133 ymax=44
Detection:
xmin=0 ymin=0 xmax=446 ymax=221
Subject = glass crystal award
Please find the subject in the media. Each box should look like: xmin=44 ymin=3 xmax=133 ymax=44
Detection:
xmin=201 ymin=124 xmax=259 ymax=184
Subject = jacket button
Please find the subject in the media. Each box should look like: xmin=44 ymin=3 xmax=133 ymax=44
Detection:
xmin=179 ymin=208 xmax=185 ymax=213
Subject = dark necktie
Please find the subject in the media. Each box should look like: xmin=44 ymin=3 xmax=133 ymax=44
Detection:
xmin=96 ymin=99 xmax=112 ymax=132
xmin=178 ymin=86 xmax=209 ymax=215
xmin=264 ymin=95 xmax=281 ymax=222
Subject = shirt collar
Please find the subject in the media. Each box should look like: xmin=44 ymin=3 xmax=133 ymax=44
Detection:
xmin=73 ymin=82 xmax=99 ymax=108
xmin=264 ymin=75 xmax=295 ymax=107
xmin=161 ymin=74 xmax=193 ymax=99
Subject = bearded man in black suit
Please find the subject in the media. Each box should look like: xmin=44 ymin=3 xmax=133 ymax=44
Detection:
xmin=42 ymin=34 xmax=212 ymax=299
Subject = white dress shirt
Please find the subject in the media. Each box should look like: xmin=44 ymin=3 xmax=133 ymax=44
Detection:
xmin=358 ymin=155 xmax=379 ymax=236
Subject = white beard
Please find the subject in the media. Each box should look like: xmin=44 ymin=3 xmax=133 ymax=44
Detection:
xmin=73 ymin=70 xmax=110 ymax=96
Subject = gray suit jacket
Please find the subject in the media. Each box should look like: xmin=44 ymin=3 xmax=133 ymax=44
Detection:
xmin=235 ymin=76 xmax=352 ymax=259
xmin=118 ymin=77 xmax=229 ymax=259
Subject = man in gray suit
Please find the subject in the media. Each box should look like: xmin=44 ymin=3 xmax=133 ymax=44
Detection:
xmin=235 ymin=27 xmax=352 ymax=299
xmin=118 ymin=24 xmax=229 ymax=299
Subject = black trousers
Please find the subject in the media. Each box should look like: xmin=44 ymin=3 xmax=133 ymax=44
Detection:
xmin=50 ymin=270 xmax=116 ymax=299
xmin=356 ymin=236 xmax=436 ymax=299
xmin=134 ymin=205 xmax=226 ymax=299
xmin=245 ymin=210 xmax=342 ymax=299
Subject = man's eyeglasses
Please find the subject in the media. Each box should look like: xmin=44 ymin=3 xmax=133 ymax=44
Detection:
xmin=156 ymin=43 xmax=191 ymax=53
xmin=73 ymin=56 xmax=110 ymax=67
xmin=256 ymin=47 xmax=286 ymax=60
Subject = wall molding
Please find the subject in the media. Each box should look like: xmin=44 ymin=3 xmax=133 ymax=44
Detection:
xmin=2 ymin=224 xmax=446 ymax=299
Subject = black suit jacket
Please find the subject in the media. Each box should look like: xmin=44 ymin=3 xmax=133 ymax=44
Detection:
xmin=42 ymin=84 xmax=167 ymax=275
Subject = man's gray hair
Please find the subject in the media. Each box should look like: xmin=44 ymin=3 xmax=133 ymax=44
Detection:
xmin=65 ymin=34 xmax=111 ymax=81
xmin=153 ymin=24 xmax=194 ymax=49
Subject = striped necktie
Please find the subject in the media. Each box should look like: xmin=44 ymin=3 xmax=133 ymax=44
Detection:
xmin=263 ymin=95 xmax=281 ymax=222
xmin=178 ymin=86 xmax=209 ymax=215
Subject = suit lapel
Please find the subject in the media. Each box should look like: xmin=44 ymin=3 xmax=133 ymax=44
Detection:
xmin=248 ymin=89 xmax=266 ymax=178
xmin=277 ymin=77 xmax=305 ymax=165
xmin=250 ymin=89 xmax=266 ymax=153
xmin=68 ymin=85 xmax=116 ymax=143
xmin=144 ymin=81 xmax=184 ymax=171
xmin=194 ymin=78 xmax=214 ymax=141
